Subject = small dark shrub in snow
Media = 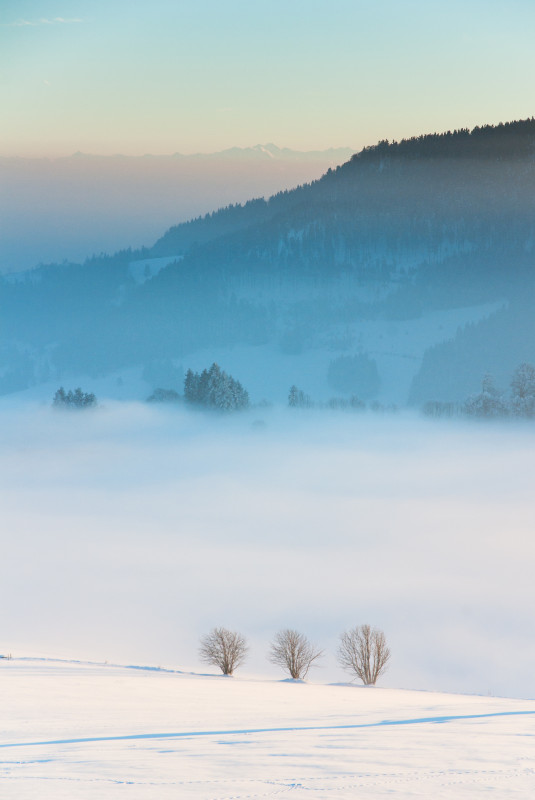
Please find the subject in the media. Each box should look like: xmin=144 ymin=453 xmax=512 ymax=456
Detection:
xmin=325 ymin=395 xmax=365 ymax=411
xmin=147 ymin=388 xmax=182 ymax=404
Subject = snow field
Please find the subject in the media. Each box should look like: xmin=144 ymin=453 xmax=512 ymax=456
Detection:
xmin=0 ymin=660 xmax=534 ymax=799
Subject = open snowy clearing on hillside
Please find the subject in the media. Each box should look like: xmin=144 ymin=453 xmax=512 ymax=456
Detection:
xmin=185 ymin=300 xmax=503 ymax=405
xmin=1 ymin=300 xmax=503 ymax=406
xmin=0 ymin=659 xmax=534 ymax=799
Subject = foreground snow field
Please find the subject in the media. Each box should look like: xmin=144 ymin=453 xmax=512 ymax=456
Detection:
xmin=1 ymin=659 xmax=534 ymax=799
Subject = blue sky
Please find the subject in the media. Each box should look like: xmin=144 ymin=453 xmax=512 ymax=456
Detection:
xmin=1 ymin=0 xmax=535 ymax=156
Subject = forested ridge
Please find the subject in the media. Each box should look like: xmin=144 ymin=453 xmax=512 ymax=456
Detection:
xmin=2 ymin=119 xmax=535 ymax=403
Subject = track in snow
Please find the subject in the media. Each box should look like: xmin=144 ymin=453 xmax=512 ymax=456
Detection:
xmin=2 ymin=709 xmax=534 ymax=750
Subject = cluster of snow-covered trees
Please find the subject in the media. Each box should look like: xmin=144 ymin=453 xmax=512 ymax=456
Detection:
xmin=288 ymin=385 xmax=396 ymax=413
xmin=424 ymin=363 xmax=535 ymax=419
xmin=288 ymin=385 xmax=314 ymax=408
xmin=184 ymin=363 xmax=249 ymax=411
xmin=199 ymin=625 xmax=390 ymax=684
xmin=52 ymin=387 xmax=97 ymax=409
xmin=464 ymin=363 xmax=535 ymax=418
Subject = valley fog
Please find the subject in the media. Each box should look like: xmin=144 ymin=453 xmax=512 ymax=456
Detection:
xmin=1 ymin=402 xmax=534 ymax=698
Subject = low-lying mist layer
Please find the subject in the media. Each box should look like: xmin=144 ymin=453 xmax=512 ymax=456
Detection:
xmin=1 ymin=403 xmax=534 ymax=698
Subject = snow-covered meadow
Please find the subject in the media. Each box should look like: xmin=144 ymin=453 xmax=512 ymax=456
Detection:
xmin=0 ymin=659 xmax=534 ymax=799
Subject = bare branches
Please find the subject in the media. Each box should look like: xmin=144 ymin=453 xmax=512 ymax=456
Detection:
xmin=269 ymin=629 xmax=323 ymax=680
xmin=199 ymin=627 xmax=248 ymax=675
xmin=199 ymin=625 xmax=390 ymax=684
xmin=338 ymin=624 xmax=390 ymax=685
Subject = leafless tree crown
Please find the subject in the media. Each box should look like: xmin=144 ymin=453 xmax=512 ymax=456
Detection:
xmin=338 ymin=624 xmax=390 ymax=685
xmin=268 ymin=629 xmax=323 ymax=679
xmin=199 ymin=627 xmax=248 ymax=675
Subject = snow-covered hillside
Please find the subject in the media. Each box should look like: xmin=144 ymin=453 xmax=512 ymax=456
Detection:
xmin=0 ymin=658 xmax=533 ymax=799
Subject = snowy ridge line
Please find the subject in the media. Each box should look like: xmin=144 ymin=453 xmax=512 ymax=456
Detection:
xmin=14 ymin=656 xmax=204 ymax=677
xmin=2 ymin=710 xmax=535 ymax=750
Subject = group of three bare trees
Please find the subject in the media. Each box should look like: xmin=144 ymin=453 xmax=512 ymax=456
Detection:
xmin=199 ymin=625 xmax=390 ymax=684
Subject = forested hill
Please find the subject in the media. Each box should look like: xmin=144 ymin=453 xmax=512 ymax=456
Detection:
xmin=2 ymin=119 xmax=535 ymax=404
xmin=150 ymin=118 xmax=535 ymax=260
xmin=348 ymin=118 xmax=535 ymax=161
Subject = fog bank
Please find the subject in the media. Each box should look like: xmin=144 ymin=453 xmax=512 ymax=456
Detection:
xmin=0 ymin=148 xmax=352 ymax=272
xmin=1 ymin=404 xmax=533 ymax=698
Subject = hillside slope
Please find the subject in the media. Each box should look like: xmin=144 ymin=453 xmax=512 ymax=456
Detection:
xmin=2 ymin=120 xmax=535 ymax=404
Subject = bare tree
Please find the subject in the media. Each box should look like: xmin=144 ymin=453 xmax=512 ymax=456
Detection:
xmin=338 ymin=624 xmax=390 ymax=685
xmin=268 ymin=629 xmax=323 ymax=679
xmin=199 ymin=627 xmax=248 ymax=675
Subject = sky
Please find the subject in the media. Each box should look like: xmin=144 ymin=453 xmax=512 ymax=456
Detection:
xmin=1 ymin=0 xmax=535 ymax=157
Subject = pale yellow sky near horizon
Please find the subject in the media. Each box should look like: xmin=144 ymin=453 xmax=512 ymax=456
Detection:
xmin=1 ymin=0 xmax=535 ymax=158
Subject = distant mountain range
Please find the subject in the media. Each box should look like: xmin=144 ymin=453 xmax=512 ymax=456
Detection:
xmin=2 ymin=120 xmax=535 ymax=406
xmin=67 ymin=144 xmax=356 ymax=162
